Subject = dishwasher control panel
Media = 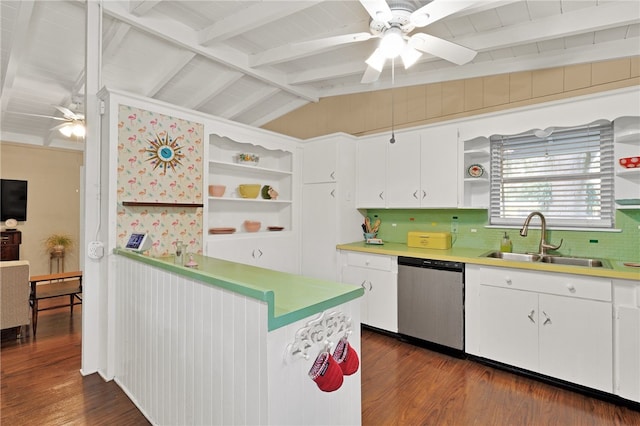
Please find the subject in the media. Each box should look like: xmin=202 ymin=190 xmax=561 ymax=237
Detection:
xmin=398 ymin=256 xmax=463 ymax=272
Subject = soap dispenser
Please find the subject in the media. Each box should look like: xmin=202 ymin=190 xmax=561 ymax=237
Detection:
xmin=500 ymin=232 xmax=513 ymax=253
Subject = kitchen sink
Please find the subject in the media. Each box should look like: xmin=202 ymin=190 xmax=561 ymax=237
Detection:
xmin=539 ymin=255 xmax=610 ymax=268
xmin=482 ymin=251 xmax=611 ymax=268
xmin=484 ymin=251 xmax=541 ymax=262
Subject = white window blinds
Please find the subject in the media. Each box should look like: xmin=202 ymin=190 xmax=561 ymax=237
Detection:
xmin=489 ymin=120 xmax=614 ymax=228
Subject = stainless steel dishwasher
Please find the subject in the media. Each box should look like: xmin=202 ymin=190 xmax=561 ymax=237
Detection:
xmin=397 ymin=256 xmax=464 ymax=352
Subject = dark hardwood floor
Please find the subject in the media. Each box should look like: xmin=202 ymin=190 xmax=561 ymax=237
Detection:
xmin=2 ymin=302 xmax=639 ymax=425
xmin=1 ymin=300 xmax=149 ymax=425
xmin=361 ymin=329 xmax=640 ymax=425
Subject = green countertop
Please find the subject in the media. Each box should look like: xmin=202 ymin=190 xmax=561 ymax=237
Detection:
xmin=337 ymin=242 xmax=640 ymax=281
xmin=115 ymin=249 xmax=364 ymax=331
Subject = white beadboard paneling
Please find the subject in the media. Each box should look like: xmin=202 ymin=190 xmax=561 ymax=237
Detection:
xmin=112 ymin=255 xmax=361 ymax=424
xmin=266 ymin=300 xmax=362 ymax=426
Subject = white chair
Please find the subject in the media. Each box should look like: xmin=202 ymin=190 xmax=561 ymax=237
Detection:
xmin=0 ymin=260 xmax=30 ymax=337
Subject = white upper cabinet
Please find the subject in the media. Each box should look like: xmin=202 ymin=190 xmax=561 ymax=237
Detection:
xmin=302 ymin=139 xmax=338 ymax=184
xmin=356 ymin=125 xmax=459 ymax=208
xmin=420 ymin=125 xmax=459 ymax=208
xmin=386 ymin=132 xmax=421 ymax=207
xmin=356 ymin=135 xmax=388 ymax=208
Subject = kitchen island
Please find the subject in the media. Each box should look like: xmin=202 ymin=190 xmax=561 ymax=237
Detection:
xmin=112 ymin=249 xmax=363 ymax=425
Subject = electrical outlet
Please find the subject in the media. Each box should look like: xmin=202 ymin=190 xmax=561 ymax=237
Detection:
xmin=451 ymin=216 xmax=459 ymax=234
xmin=88 ymin=241 xmax=104 ymax=259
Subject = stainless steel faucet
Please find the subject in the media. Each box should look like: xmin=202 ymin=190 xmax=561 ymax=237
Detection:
xmin=519 ymin=211 xmax=563 ymax=256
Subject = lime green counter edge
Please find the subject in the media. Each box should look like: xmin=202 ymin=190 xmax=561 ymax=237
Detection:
xmin=115 ymin=249 xmax=364 ymax=331
xmin=337 ymin=242 xmax=640 ymax=281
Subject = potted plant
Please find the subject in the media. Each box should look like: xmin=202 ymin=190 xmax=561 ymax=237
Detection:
xmin=44 ymin=233 xmax=74 ymax=257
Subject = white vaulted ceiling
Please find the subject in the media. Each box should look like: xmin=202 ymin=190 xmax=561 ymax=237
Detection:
xmin=1 ymin=0 xmax=639 ymax=150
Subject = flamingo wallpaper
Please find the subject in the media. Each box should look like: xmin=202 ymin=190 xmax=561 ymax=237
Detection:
xmin=117 ymin=105 xmax=204 ymax=257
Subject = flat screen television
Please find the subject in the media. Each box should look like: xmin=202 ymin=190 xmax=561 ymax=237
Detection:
xmin=0 ymin=179 xmax=28 ymax=222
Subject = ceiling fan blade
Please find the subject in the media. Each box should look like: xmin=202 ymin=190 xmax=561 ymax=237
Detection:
xmin=10 ymin=111 xmax=70 ymax=121
xmin=251 ymin=32 xmax=373 ymax=67
xmin=409 ymin=33 xmax=477 ymax=65
xmin=359 ymin=0 xmax=393 ymax=23
xmin=410 ymin=0 xmax=479 ymax=28
xmin=53 ymin=105 xmax=84 ymax=120
xmin=294 ymin=32 xmax=373 ymax=53
xmin=360 ymin=65 xmax=382 ymax=84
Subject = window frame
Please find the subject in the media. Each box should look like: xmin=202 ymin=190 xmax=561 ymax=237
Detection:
xmin=488 ymin=120 xmax=615 ymax=229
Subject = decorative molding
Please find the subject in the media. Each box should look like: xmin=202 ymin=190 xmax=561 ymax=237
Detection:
xmin=284 ymin=310 xmax=352 ymax=363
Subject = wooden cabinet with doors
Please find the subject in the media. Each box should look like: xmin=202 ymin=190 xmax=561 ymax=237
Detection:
xmin=613 ymin=279 xmax=640 ymax=404
xmin=339 ymin=250 xmax=398 ymax=332
xmin=301 ymin=134 xmax=362 ymax=281
xmin=356 ymin=124 xmax=459 ymax=208
xmin=466 ymin=264 xmax=613 ymax=393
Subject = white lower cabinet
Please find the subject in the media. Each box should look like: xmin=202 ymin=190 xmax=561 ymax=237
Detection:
xmin=613 ymin=279 xmax=640 ymax=403
xmin=467 ymin=265 xmax=613 ymax=393
xmin=206 ymin=234 xmax=298 ymax=274
xmin=339 ymin=251 xmax=397 ymax=332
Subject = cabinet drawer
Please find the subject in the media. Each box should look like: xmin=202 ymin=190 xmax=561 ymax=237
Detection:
xmin=470 ymin=265 xmax=611 ymax=302
xmin=344 ymin=252 xmax=395 ymax=271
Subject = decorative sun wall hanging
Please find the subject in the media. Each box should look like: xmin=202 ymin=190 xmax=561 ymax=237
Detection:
xmin=145 ymin=132 xmax=185 ymax=174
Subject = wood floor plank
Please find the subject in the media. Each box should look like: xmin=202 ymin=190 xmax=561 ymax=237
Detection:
xmin=2 ymin=302 xmax=639 ymax=425
xmin=361 ymin=328 xmax=640 ymax=425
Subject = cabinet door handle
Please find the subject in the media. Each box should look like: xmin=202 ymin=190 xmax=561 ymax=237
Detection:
xmin=252 ymin=249 xmax=263 ymax=259
xmin=330 ymin=171 xmax=335 ymax=180
xmin=379 ymin=192 xmax=384 ymax=200
xmin=368 ymin=281 xmax=373 ymax=291
xmin=413 ymin=190 xmax=419 ymax=199
xmin=527 ymin=310 xmax=536 ymax=323
xmin=542 ymin=311 xmax=552 ymax=326
xmin=330 ymin=189 xmax=335 ymax=198
xmin=566 ymin=283 xmax=576 ymax=293
xmin=422 ymin=190 xmax=426 ymax=199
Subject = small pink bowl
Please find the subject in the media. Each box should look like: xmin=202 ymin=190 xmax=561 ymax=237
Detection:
xmin=243 ymin=220 xmax=261 ymax=232
xmin=208 ymin=185 xmax=226 ymax=197
xmin=619 ymin=157 xmax=640 ymax=168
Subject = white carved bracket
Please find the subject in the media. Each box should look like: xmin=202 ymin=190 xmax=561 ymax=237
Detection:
xmin=284 ymin=310 xmax=352 ymax=363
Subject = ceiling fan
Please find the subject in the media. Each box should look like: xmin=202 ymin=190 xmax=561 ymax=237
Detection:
xmin=358 ymin=0 xmax=478 ymax=83
xmin=14 ymin=105 xmax=86 ymax=138
xmin=285 ymin=0 xmax=479 ymax=84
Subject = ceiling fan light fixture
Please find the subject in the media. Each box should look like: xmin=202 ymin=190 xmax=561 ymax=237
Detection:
xmin=380 ymin=27 xmax=404 ymax=58
xmin=400 ymin=45 xmax=422 ymax=69
xmin=58 ymin=122 xmax=86 ymax=138
xmin=365 ymin=48 xmax=386 ymax=72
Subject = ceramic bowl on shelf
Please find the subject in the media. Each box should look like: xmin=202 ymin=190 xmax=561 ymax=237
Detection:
xmin=236 ymin=153 xmax=259 ymax=166
xmin=243 ymin=220 xmax=261 ymax=232
xmin=238 ymin=184 xmax=261 ymax=198
xmin=208 ymin=185 xmax=226 ymax=197
xmin=619 ymin=157 xmax=640 ymax=168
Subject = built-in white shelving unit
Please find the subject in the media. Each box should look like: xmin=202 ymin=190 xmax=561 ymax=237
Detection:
xmin=614 ymin=116 xmax=640 ymax=208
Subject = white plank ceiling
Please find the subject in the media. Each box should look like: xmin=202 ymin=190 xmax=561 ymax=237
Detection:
xmin=1 ymin=0 xmax=638 ymax=150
